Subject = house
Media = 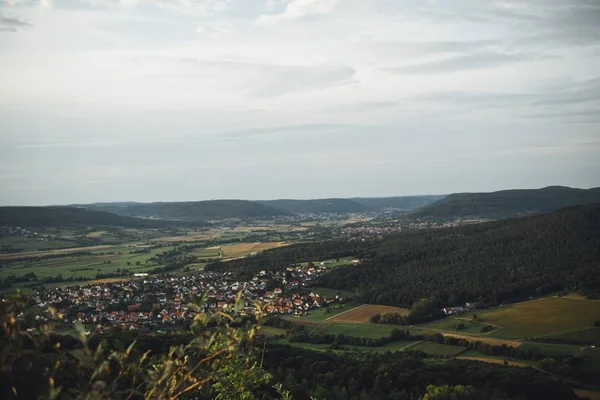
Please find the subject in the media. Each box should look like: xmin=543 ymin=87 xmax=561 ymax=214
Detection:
xmin=442 ymin=307 xmax=454 ymax=315
xmin=273 ymin=288 xmax=282 ymax=295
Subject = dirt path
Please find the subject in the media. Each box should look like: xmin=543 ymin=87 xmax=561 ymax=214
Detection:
xmin=399 ymin=341 xmax=424 ymax=352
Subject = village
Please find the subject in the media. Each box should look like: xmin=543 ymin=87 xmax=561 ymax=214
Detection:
xmin=29 ymin=262 xmax=344 ymax=332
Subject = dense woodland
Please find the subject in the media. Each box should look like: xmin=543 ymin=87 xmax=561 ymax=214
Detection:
xmin=411 ymin=186 xmax=600 ymax=218
xmin=262 ymin=346 xmax=578 ymax=400
xmin=208 ymin=204 xmax=600 ymax=306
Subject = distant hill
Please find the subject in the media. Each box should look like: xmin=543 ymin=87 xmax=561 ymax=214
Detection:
xmin=0 ymin=207 xmax=191 ymax=228
xmin=258 ymin=196 xmax=444 ymax=214
xmin=74 ymin=200 xmax=290 ymax=220
xmin=351 ymin=195 xmax=444 ymax=211
xmin=411 ymin=186 xmax=600 ymax=218
xmin=259 ymin=199 xmax=374 ymax=214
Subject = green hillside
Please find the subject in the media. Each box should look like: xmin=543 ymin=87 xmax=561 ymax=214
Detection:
xmin=74 ymin=200 xmax=290 ymax=220
xmin=0 ymin=207 xmax=188 ymax=228
xmin=259 ymin=198 xmax=374 ymax=214
xmin=351 ymin=195 xmax=444 ymax=211
xmin=411 ymin=186 xmax=600 ymax=218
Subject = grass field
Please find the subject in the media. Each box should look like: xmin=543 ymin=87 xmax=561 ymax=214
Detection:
xmin=292 ymin=304 xmax=356 ymax=322
xmin=259 ymin=326 xmax=286 ymax=337
xmin=519 ymin=342 xmax=588 ymax=357
xmin=462 ymin=297 xmax=600 ymax=339
xmin=0 ymin=245 xmax=176 ymax=285
xmin=322 ymin=323 xmax=401 ymax=338
xmin=0 ymin=237 xmax=78 ymax=252
xmin=307 ymin=286 xmax=354 ymax=299
xmin=328 ymin=304 xmax=410 ymax=323
xmin=410 ymin=342 xmax=467 ymax=357
xmin=419 ymin=317 xmax=496 ymax=335
xmin=536 ymin=328 xmax=600 ymax=346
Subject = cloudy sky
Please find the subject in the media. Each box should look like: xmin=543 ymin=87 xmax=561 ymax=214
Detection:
xmin=1 ymin=0 xmax=599 ymax=205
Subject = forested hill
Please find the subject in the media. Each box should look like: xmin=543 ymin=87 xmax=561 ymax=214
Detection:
xmin=259 ymin=198 xmax=374 ymax=214
xmin=411 ymin=186 xmax=600 ymax=218
xmin=259 ymin=196 xmax=443 ymax=214
xmin=0 ymin=206 xmax=195 ymax=228
xmin=207 ymin=203 xmax=600 ymax=306
xmin=73 ymin=200 xmax=290 ymax=220
xmin=350 ymin=195 xmax=444 ymax=211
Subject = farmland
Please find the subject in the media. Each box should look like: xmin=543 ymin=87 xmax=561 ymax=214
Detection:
xmin=461 ymin=297 xmax=600 ymax=339
xmin=220 ymin=242 xmax=290 ymax=259
xmin=328 ymin=304 xmax=410 ymax=323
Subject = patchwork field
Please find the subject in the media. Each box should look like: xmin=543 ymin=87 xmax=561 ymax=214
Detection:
xmin=462 ymin=297 xmax=600 ymax=339
xmin=0 ymin=244 xmax=124 ymax=260
xmin=328 ymin=304 xmax=410 ymax=323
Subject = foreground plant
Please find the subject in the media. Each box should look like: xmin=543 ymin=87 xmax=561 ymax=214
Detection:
xmin=0 ymin=291 xmax=292 ymax=400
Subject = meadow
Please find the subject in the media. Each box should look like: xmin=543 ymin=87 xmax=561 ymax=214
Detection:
xmin=461 ymin=297 xmax=600 ymax=339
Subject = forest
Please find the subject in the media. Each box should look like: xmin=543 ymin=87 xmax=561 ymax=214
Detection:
xmin=261 ymin=346 xmax=578 ymax=400
xmin=207 ymin=203 xmax=600 ymax=306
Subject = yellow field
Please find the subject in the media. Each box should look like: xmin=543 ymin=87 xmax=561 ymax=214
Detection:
xmin=87 ymin=231 xmax=108 ymax=238
xmin=220 ymin=242 xmax=289 ymax=259
xmin=328 ymin=304 xmax=410 ymax=323
xmin=456 ymin=356 xmax=530 ymax=368
xmin=574 ymin=389 xmax=600 ymax=400
xmin=441 ymin=333 xmax=522 ymax=348
xmin=465 ymin=297 xmax=600 ymax=339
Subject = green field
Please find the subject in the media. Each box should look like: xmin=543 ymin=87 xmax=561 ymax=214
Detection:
xmin=0 ymin=236 xmax=79 ymax=252
xmin=419 ymin=317 xmax=495 ymax=335
xmin=461 ymin=297 xmax=600 ymax=339
xmin=308 ymin=286 xmax=354 ymax=299
xmin=535 ymin=328 xmax=600 ymax=346
xmin=193 ymin=247 xmax=221 ymax=259
xmin=409 ymin=342 xmax=467 ymax=357
xmin=292 ymin=304 xmax=356 ymax=322
xmin=321 ymin=323 xmax=400 ymax=338
xmin=0 ymin=245 xmax=178 ymax=291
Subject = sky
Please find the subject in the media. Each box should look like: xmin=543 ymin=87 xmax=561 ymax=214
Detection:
xmin=1 ymin=0 xmax=599 ymax=205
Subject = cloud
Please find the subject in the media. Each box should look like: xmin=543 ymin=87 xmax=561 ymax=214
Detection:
xmin=384 ymin=51 xmax=555 ymax=74
xmin=257 ymin=0 xmax=338 ymax=24
xmin=79 ymin=0 xmax=233 ymax=14
xmin=330 ymin=101 xmax=398 ymax=113
xmin=143 ymin=57 xmax=355 ymax=96
xmin=0 ymin=14 xmax=33 ymax=32
xmin=414 ymin=75 xmax=600 ymax=122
